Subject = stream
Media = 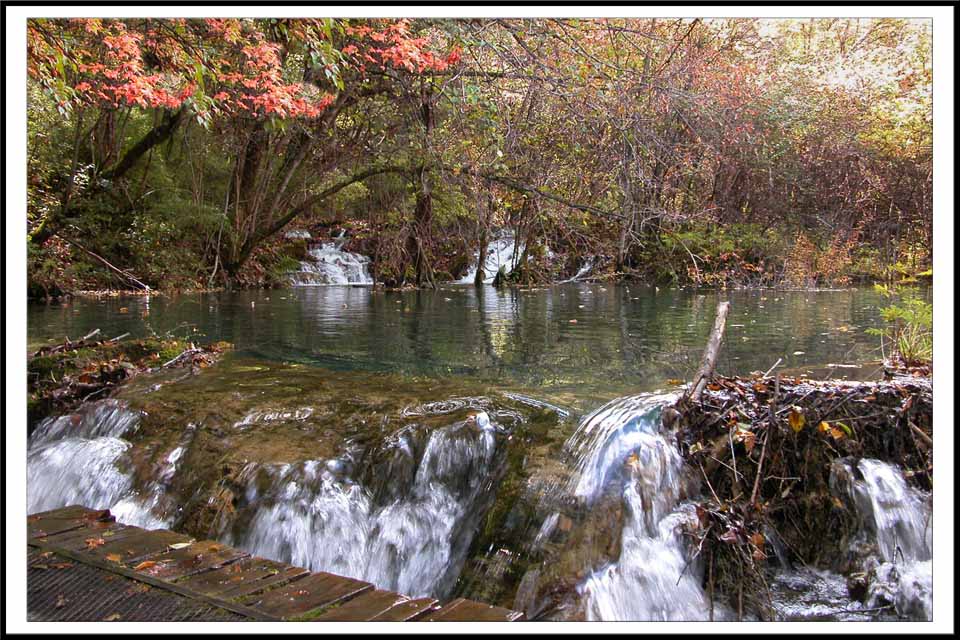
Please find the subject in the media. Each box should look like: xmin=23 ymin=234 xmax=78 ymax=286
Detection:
xmin=26 ymin=282 xmax=933 ymax=620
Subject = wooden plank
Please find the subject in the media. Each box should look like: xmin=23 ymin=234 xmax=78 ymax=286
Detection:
xmin=27 ymin=538 xmax=278 ymax=621
xmin=178 ymin=558 xmax=307 ymax=599
xmin=244 ymin=572 xmax=373 ymax=620
xmin=419 ymin=598 xmax=524 ymax=622
xmin=311 ymin=589 xmax=411 ymax=621
xmin=28 ymin=506 xmax=113 ymax=540
xmin=38 ymin=522 xmax=142 ymax=552
xmin=90 ymin=529 xmax=193 ymax=564
xmin=127 ymin=539 xmax=249 ymax=581
xmin=370 ymin=597 xmax=440 ymax=621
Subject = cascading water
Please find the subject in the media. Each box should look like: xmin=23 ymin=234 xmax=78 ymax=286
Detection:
xmin=561 ymin=393 xmax=719 ymax=621
xmin=562 ymin=259 xmax=594 ymax=283
xmin=225 ymin=411 xmax=500 ymax=598
xmin=26 ymin=399 xmax=168 ymax=529
xmin=830 ymin=458 xmax=933 ymax=620
xmin=289 ymin=231 xmax=374 ymax=286
xmin=458 ymin=233 xmax=523 ymax=284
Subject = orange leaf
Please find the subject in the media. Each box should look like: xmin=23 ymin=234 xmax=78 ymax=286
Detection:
xmin=788 ymin=407 xmax=805 ymax=433
xmin=133 ymin=560 xmax=159 ymax=571
xmin=85 ymin=537 xmax=106 ymax=549
xmin=106 ymin=553 xmax=123 ymax=563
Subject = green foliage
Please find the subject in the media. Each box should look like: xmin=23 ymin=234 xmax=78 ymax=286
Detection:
xmin=866 ymin=283 xmax=932 ymax=365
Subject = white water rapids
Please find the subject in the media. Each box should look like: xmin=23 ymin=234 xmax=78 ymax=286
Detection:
xmin=26 ymin=388 xmax=934 ymax=620
xmin=227 ymin=416 xmax=499 ymax=598
xmin=458 ymin=234 xmax=523 ymax=284
xmin=562 ymin=393 xmax=720 ymax=620
xmin=27 ymin=399 xmax=169 ymax=529
xmin=288 ymin=232 xmax=373 ymax=286
xmin=830 ymin=457 xmax=933 ymax=620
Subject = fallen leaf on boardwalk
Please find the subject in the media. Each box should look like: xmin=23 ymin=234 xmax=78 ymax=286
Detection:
xmin=133 ymin=560 xmax=159 ymax=571
xmin=788 ymin=407 xmax=805 ymax=433
xmin=31 ymin=564 xmax=49 ymax=570
xmin=167 ymin=542 xmax=193 ymax=550
xmin=85 ymin=537 xmax=106 ymax=549
xmin=55 ymin=595 xmax=67 ymax=608
xmin=103 ymin=613 xmax=122 ymax=621
xmin=51 ymin=562 xmax=74 ymax=569
xmin=106 ymin=553 xmax=123 ymax=563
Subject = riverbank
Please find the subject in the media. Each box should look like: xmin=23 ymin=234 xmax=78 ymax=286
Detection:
xmin=27 ymin=333 xmax=231 ymax=431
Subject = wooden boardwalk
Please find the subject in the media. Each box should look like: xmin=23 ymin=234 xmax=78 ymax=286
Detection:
xmin=27 ymin=505 xmax=524 ymax=622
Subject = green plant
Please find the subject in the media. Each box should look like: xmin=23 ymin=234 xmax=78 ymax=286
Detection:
xmin=866 ymin=283 xmax=932 ymax=365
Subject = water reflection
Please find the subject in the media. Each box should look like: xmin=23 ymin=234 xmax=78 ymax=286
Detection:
xmin=28 ymin=284 xmax=899 ymax=408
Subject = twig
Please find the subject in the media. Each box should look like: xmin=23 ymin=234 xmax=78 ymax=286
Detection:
xmin=109 ymin=332 xmax=130 ymax=343
xmin=750 ymin=374 xmax=777 ymax=507
xmin=910 ymin=421 xmax=933 ymax=445
xmin=699 ymin=461 xmax=722 ymax=504
xmin=763 ymin=358 xmax=782 ymax=377
xmin=81 ymin=328 xmax=101 ymax=342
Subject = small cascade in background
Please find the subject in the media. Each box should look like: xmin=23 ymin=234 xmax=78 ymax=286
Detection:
xmin=224 ymin=411 xmax=501 ymax=599
xmin=561 ymin=393 xmax=718 ymax=620
xmin=288 ymin=231 xmax=374 ymax=286
xmin=26 ymin=399 xmax=168 ymax=529
xmin=458 ymin=233 xmax=523 ymax=284
xmin=830 ymin=458 xmax=933 ymax=620
xmin=562 ymin=259 xmax=594 ymax=283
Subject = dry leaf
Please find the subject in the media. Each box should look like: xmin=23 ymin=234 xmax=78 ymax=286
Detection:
xmin=55 ymin=595 xmax=68 ymax=608
xmin=133 ymin=560 xmax=159 ymax=571
xmin=788 ymin=407 xmax=805 ymax=433
xmin=103 ymin=613 xmax=122 ymax=621
xmin=167 ymin=542 xmax=194 ymax=551
xmin=85 ymin=537 xmax=106 ymax=549
xmin=106 ymin=553 xmax=123 ymax=563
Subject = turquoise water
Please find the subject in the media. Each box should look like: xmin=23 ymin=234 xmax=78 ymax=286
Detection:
xmin=27 ymin=284 xmax=892 ymax=408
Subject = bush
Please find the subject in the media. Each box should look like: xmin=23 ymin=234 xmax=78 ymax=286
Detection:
xmin=866 ymin=283 xmax=932 ymax=366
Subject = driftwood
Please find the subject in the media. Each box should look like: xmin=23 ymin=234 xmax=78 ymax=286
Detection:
xmin=55 ymin=234 xmax=151 ymax=291
xmin=686 ymin=301 xmax=731 ymax=403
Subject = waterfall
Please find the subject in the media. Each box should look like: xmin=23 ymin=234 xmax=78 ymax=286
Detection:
xmin=26 ymin=399 xmax=169 ymax=529
xmin=561 ymin=393 xmax=719 ymax=621
xmin=459 ymin=233 xmax=523 ymax=284
xmin=227 ymin=412 xmax=500 ymax=598
xmin=289 ymin=231 xmax=373 ymax=286
xmin=562 ymin=259 xmax=594 ymax=283
xmin=830 ymin=458 xmax=933 ymax=619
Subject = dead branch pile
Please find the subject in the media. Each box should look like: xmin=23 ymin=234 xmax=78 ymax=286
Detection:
xmin=28 ymin=334 xmax=231 ymax=430
xmin=673 ymin=372 xmax=932 ymax=620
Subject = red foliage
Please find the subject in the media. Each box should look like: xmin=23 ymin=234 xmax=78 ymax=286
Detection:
xmin=28 ymin=18 xmax=460 ymax=121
